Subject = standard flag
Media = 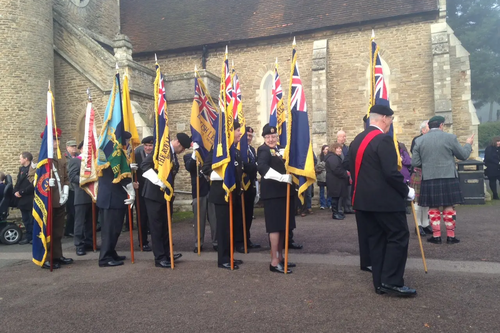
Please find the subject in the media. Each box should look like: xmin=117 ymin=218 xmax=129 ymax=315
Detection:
xmin=97 ymin=74 xmax=131 ymax=182
xmin=32 ymin=89 xmax=58 ymax=266
xmin=269 ymin=60 xmax=287 ymax=147
xmin=153 ymin=63 xmax=174 ymax=201
xmin=80 ymin=100 xmax=99 ymax=201
xmin=367 ymin=32 xmax=402 ymax=169
xmin=284 ymin=40 xmax=316 ymax=203
xmin=211 ymin=47 xmax=236 ymax=200
xmin=190 ymin=73 xmax=217 ymax=164
xmin=122 ymin=72 xmax=140 ymax=161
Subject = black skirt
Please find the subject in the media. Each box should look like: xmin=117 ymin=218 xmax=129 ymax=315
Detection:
xmin=419 ymin=178 xmax=464 ymax=207
xmin=263 ymin=197 xmax=296 ymax=233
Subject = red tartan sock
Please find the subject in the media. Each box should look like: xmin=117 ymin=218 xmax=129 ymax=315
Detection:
xmin=443 ymin=210 xmax=456 ymax=238
xmin=428 ymin=208 xmax=441 ymax=237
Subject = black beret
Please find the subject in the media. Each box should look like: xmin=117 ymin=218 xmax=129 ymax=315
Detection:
xmin=176 ymin=132 xmax=192 ymax=149
xmin=141 ymin=136 xmax=154 ymax=144
xmin=370 ymin=105 xmax=394 ymax=116
xmin=233 ymin=121 xmax=241 ymax=131
xmin=122 ymin=131 xmax=132 ymax=140
xmin=77 ymin=141 xmax=84 ymax=150
xmin=429 ymin=115 xmax=445 ymax=124
xmin=262 ymin=123 xmax=277 ymax=137
xmin=245 ymin=126 xmax=254 ymax=133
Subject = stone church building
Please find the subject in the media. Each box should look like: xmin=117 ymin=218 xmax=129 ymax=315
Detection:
xmin=1 ymin=0 xmax=479 ymax=197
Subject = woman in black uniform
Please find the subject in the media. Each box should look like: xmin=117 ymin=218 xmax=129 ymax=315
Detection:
xmin=257 ymin=124 xmax=296 ymax=274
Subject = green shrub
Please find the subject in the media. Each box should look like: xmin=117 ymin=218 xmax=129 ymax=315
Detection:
xmin=478 ymin=121 xmax=500 ymax=148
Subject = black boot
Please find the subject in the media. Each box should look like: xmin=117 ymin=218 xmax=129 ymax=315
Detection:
xmin=493 ymin=193 xmax=499 ymax=200
xmin=331 ymin=198 xmax=344 ymax=220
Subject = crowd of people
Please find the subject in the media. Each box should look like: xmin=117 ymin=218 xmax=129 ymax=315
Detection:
xmin=1 ymin=106 xmax=488 ymax=297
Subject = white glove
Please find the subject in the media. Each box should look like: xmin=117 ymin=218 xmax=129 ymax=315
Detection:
xmin=59 ymin=185 xmax=69 ymax=205
xmin=143 ymin=169 xmax=166 ymax=190
xmin=264 ymin=168 xmax=293 ymax=184
xmin=49 ymin=178 xmax=56 ymax=187
xmin=123 ymin=183 xmax=136 ymax=206
xmin=192 ymin=142 xmax=200 ymax=150
xmin=278 ymin=148 xmax=286 ymax=156
xmin=254 ymin=193 xmax=260 ymax=204
xmin=130 ymin=163 xmax=138 ymax=171
xmin=407 ymin=186 xmax=415 ymax=201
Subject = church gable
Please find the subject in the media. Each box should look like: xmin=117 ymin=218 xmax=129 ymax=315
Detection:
xmin=120 ymin=0 xmax=438 ymax=54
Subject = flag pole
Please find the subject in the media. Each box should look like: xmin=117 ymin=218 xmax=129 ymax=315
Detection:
xmin=229 ymin=193 xmax=234 ymax=270
xmin=128 ymin=205 xmax=135 ymax=263
xmin=241 ymin=193 xmax=247 ymax=254
xmin=167 ymin=200 xmax=174 ymax=269
xmin=48 ymin=158 xmax=54 ymax=272
xmin=411 ymin=201 xmax=428 ymax=273
xmin=92 ymin=202 xmax=97 ymax=252
xmin=196 ymin=163 xmax=201 ymax=255
xmin=135 ymin=171 xmax=143 ymax=251
xmin=284 ymin=183 xmax=290 ymax=274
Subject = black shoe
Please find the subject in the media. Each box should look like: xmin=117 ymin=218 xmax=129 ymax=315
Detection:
xmin=248 ymin=242 xmax=261 ymax=249
xmin=19 ymin=238 xmax=31 ymax=245
xmin=344 ymin=208 xmax=355 ymax=214
xmin=332 ymin=213 xmax=344 ymax=220
xmin=233 ymin=259 xmax=243 ymax=265
xmin=166 ymin=253 xmax=182 ymax=262
xmin=99 ymin=260 xmax=124 ymax=267
xmin=113 ymin=255 xmax=126 ymax=261
xmin=193 ymin=246 xmax=203 ymax=253
xmin=270 ymin=263 xmax=292 ymax=274
xmin=280 ymin=261 xmax=296 ymax=268
xmin=55 ymin=257 xmax=74 ymax=265
xmin=235 ymin=246 xmax=246 ymax=253
xmin=360 ymin=266 xmax=372 ymax=272
xmin=446 ymin=236 xmax=460 ymax=244
xmin=42 ymin=261 xmax=61 ymax=269
xmin=375 ymin=287 xmax=386 ymax=295
xmin=218 ymin=263 xmax=239 ymax=270
xmin=493 ymin=194 xmax=499 ymax=200
xmin=142 ymin=244 xmax=152 ymax=252
xmin=427 ymin=236 xmax=442 ymax=244
xmin=288 ymin=242 xmax=303 ymax=250
xmin=213 ymin=245 xmax=218 ymax=251
xmin=417 ymin=226 xmax=426 ymax=236
xmin=76 ymin=248 xmax=86 ymax=256
xmin=155 ymin=260 xmax=171 ymax=268
xmin=379 ymin=283 xmax=417 ymax=297
xmin=423 ymin=226 xmax=434 ymax=235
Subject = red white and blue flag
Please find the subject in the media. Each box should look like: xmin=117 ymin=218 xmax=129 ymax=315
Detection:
xmin=284 ymin=40 xmax=316 ymax=203
xmin=269 ymin=61 xmax=287 ymax=147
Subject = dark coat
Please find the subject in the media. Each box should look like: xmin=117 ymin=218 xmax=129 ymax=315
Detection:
xmin=349 ymin=126 xmax=408 ymax=212
xmin=50 ymin=156 xmax=70 ymax=209
xmin=96 ymin=167 xmax=131 ymax=210
xmin=256 ymin=144 xmax=294 ymax=200
xmin=325 ymin=152 xmax=348 ymax=198
xmin=134 ymin=146 xmax=147 ymax=190
xmin=184 ymin=154 xmax=210 ymax=198
xmin=67 ymin=157 xmax=92 ymax=206
xmin=140 ymin=153 xmax=167 ymax=203
xmin=13 ymin=165 xmax=36 ymax=210
xmin=484 ymin=145 xmax=500 ymax=178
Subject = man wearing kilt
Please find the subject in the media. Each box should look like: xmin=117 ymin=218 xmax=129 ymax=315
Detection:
xmin=412 ymin=116 xmax=474 ymax=244
xmin=257 ymin=124 xmax=296 ymax=274
xmin=409 ymin=120 xmax=432 ymax=236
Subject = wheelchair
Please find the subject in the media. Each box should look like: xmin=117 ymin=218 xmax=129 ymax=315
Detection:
xmin=0 ymin=174 xmax=23 ymax=245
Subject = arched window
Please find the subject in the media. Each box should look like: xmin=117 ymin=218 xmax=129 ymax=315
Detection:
xmin=258 ymin=72 xmax=274 ymax=130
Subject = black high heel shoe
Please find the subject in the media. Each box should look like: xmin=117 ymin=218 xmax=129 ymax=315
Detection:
xmin=270 ymin=263 xmax=292 ymax=274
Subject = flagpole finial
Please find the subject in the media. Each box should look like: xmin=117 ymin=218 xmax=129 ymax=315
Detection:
xmin=232 ymin=60 xmax=234 ymax=68
xmin=194 ymin=65 xmax=197 ymax=76
xmin=276 ymin=57 xmax=278 ymax=65
xmin=155 ymin=53 xmax=158 ymax=63
xmin=115 ymin=63 xmax=119 ymax=73
xmin=48 ymin=80 xmax=51 ymax=91
xmin=87 ymin=88 xmax=92 ymax=101
xmin=293 ymin=37 xmax=296 ymax=46
xmin=225 ymin=45 xmax=228 ymax=54
xmin=371 ymin=29 xmax=375 ymax=38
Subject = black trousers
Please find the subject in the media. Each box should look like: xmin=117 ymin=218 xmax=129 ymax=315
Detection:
xmin=136 ymin=195 xmax=149 ymax=245
xmin=74 ymin=204 xmax=93 ymax=249
xmin=243 ymin=187 xmax=256 ymax=241
xmin=355 ymin=210 xmax=409 ymax=289
xmin=355 ymin=214 xmax=371 ymax=269
xmin=145 ymin=199 xmax=170 ymax=263
xmin=20 ymin=209 xmax=33 ymax=239
xmin=65 ymin=190 xmax=75 ymax=235
xmin=489 ymin=176 xmax=499 ymax=197
xmin=232 ymin=194 xmax=244 ymax=248
xmin=99 ymin=208 xmax=126 ymax=264
xmin=214 ymin=197 xmax=242 ymax=265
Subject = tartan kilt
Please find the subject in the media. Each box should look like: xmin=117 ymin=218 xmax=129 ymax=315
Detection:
xmin=409 ymin=168 xmax=423 ymax=198
xmin=419 ymin=178 xmax=464 ymax=207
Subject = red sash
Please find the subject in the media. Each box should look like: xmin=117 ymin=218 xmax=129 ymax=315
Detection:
xmin=352 ymin=130 xmax=383 ymax=206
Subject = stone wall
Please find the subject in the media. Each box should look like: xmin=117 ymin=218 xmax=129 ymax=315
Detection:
xmin=0 ymin=0 xmax=54 ymax=176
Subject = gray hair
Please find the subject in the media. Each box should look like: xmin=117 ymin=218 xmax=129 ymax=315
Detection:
xmin=419 ymin=120 xmax=428 ymax=133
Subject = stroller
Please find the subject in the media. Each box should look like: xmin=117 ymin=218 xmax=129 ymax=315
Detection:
xmin=0 ymin=174 xmax=23 ymax=245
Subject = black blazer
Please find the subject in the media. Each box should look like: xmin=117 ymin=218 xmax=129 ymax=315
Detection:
xmin=184 ymin=154 xmax=209 ymax=198
xmin=202 ymin=147 xmax=243 ymax=205
xmin=13 ymin=165 xmax=35 ymax=210
xmin=257 ymin=144 xmax=294 ymax=200
xmin=349 ymin=126 xmax=408 ymax=212
xmin=325 ymin=153 xmax=348 ymax=198
xmin=134 ymin=146 xmax=147 ymax=189
xmin=484 ymin=146 xmax=500 ymax=178
xmin=96 ymin=167 xmax=131 ymax=210
xmin=140 ymin=153 xmax=168 ymax=203
xmin=67 ymin=157 xmax=92 ymax=206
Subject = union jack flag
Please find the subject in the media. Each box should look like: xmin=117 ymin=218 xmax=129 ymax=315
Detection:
xmin=370 ymin=39 xmax=389 ymax=107
xmin=269 ymin=63 xmax=286 ymax=147
xmin=290 ymin=49 xmax=307 ymax=113
xmin=232 ymin=72 xmax=241 ymax=121
xmin=194 ymin=79 xmax=217 ymax=125
xmin=190 ymin=75 xmax=216 ymax=163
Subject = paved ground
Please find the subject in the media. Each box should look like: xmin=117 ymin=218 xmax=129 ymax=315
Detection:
xmin=1 ymin=201 xmax=499 ymax=332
